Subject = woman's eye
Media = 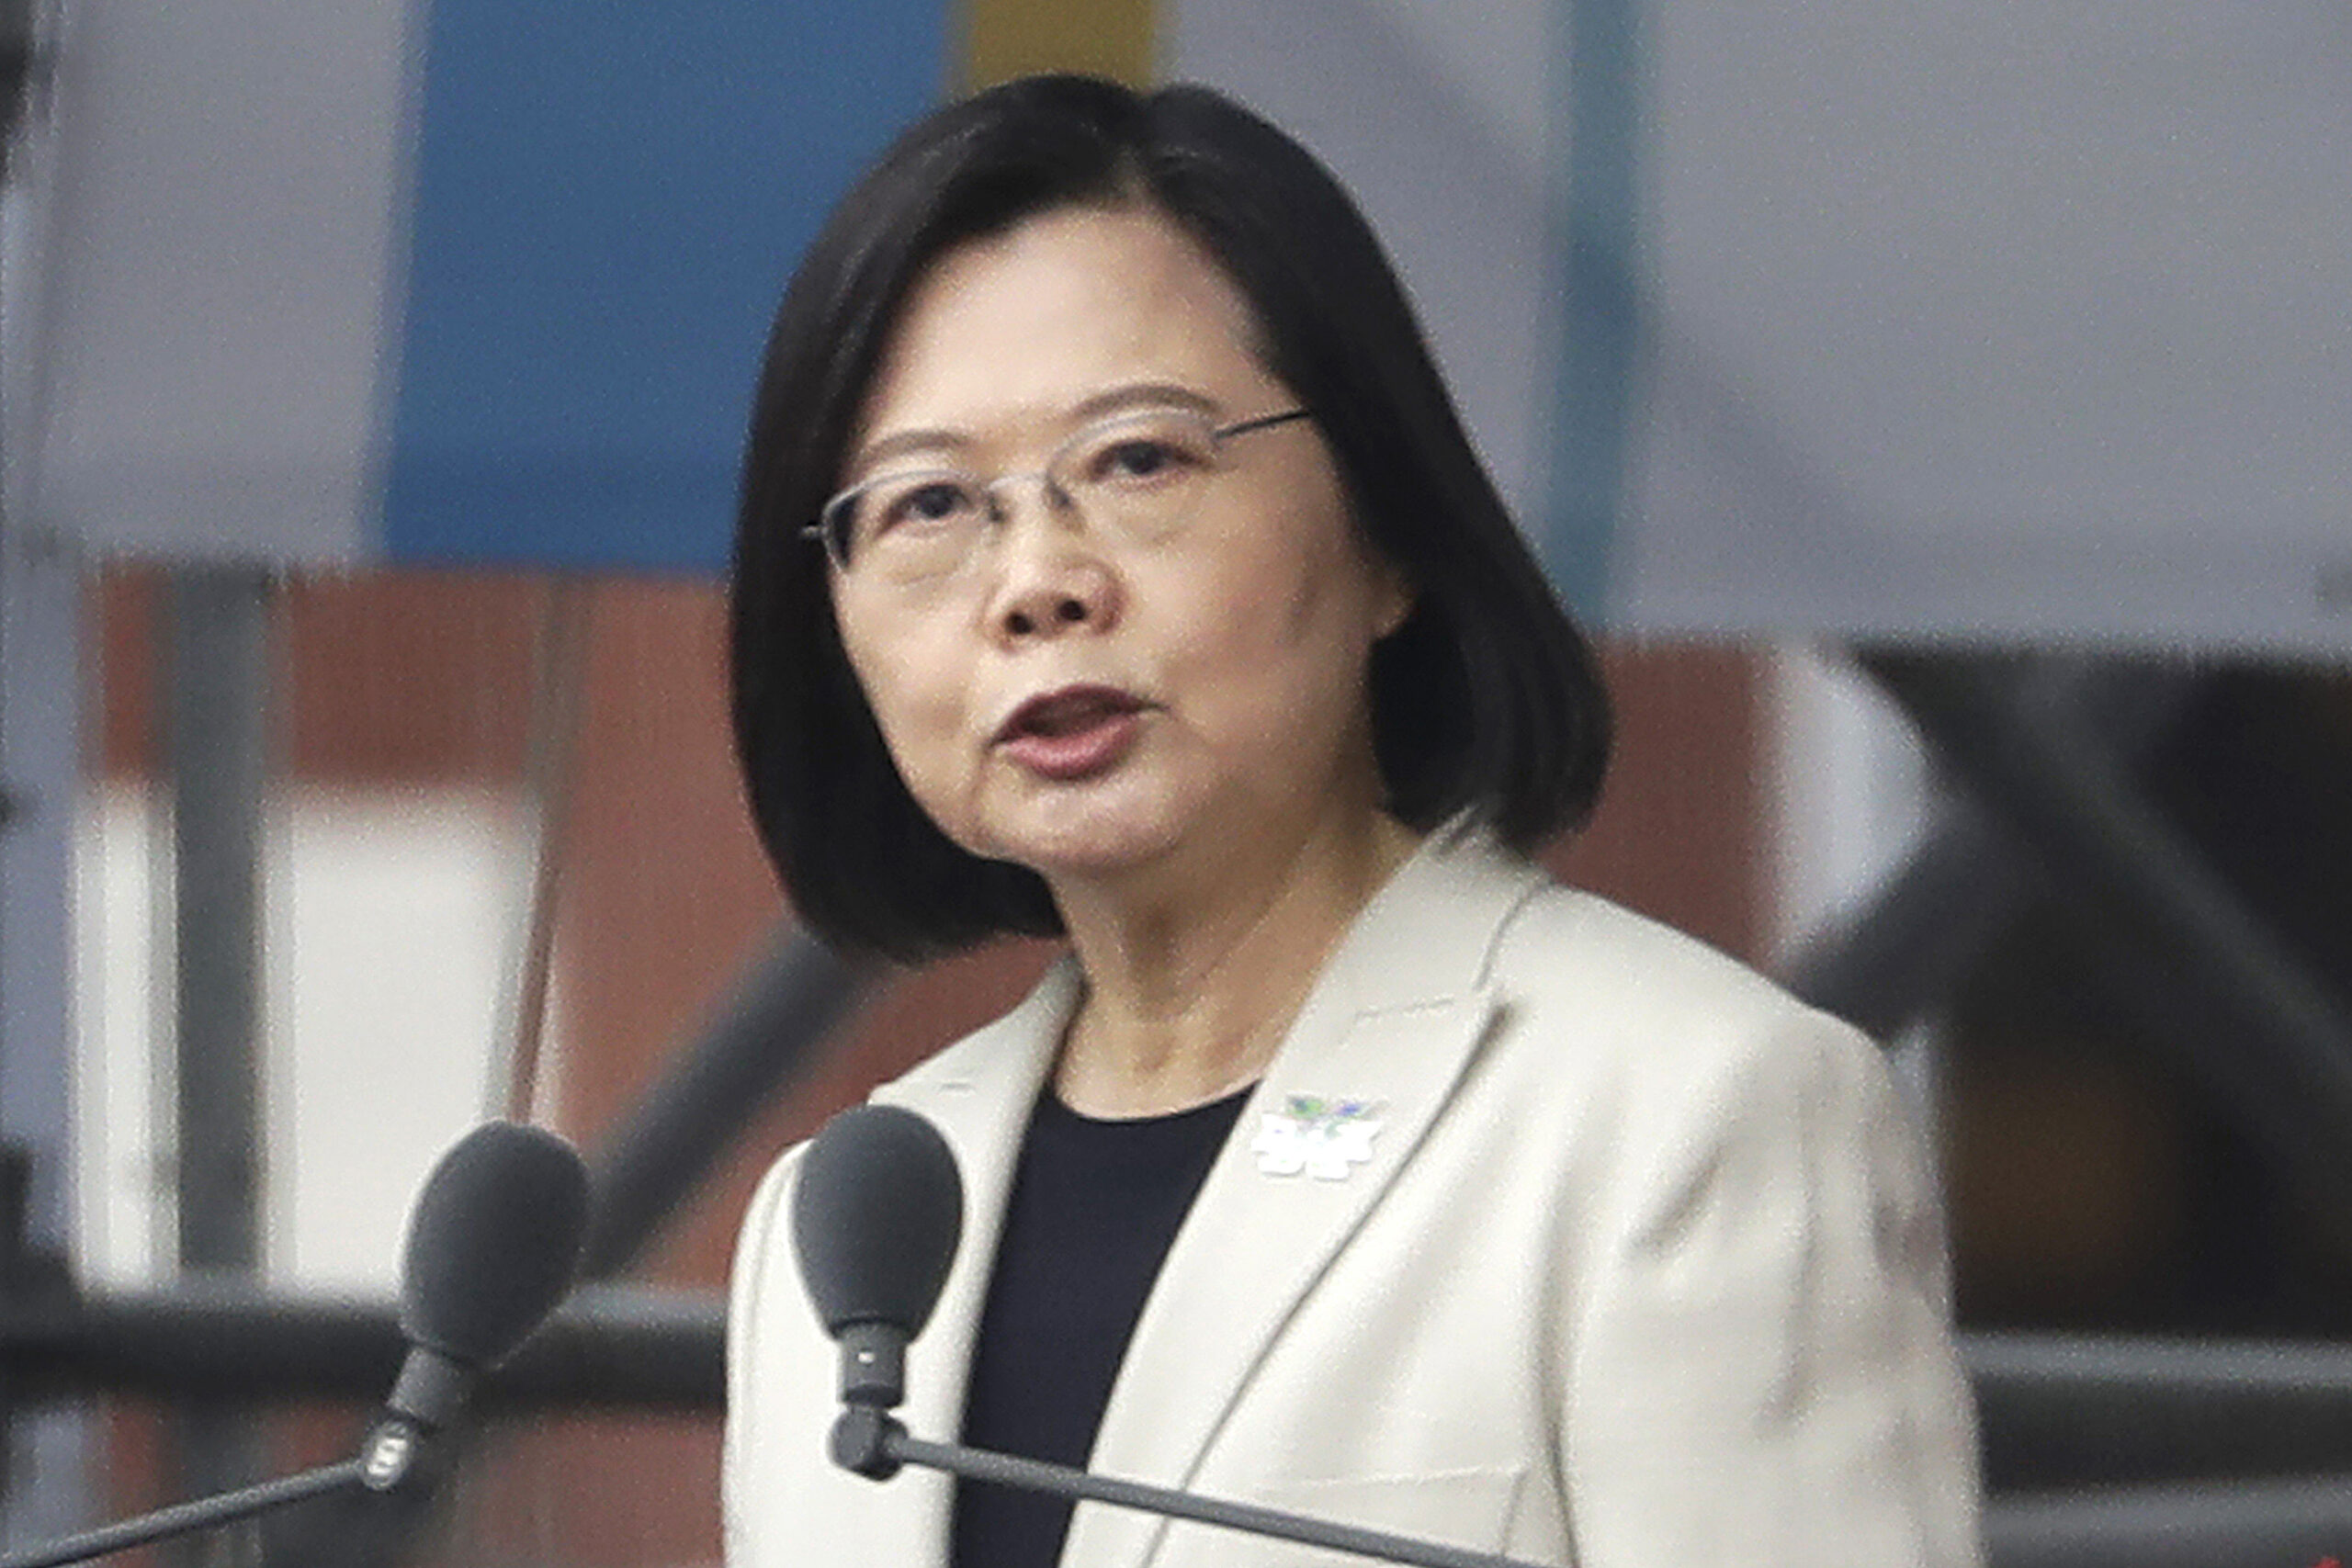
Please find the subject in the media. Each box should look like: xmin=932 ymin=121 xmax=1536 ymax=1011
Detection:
xmin=881 ymin=480 xmax=977 ymax=529
xmin=1095 ymin=438 xmax=1192 ymax=481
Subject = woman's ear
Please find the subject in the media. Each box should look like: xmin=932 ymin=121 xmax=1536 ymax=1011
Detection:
xmin=1371 ymin=556 xmax=1417 ymax=640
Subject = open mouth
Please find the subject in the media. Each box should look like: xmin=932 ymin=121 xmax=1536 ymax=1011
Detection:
xmin=996 ymin=685 xmax=1145 ymax=743
xmin=994 ymin=685 xmax=1148 ymax=780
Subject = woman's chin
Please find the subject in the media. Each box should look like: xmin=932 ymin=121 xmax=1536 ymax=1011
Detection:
xmin=966 ymin=802 xmax=1193 ymax=886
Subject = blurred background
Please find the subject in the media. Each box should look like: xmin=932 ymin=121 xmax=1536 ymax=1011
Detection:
xmin=1 ymin=0 xmax=2348 ymax=1564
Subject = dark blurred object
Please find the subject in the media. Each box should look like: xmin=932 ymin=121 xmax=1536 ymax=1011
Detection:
xmin=0 ymin=0 xmax=39 ymax=155
xmin=1872 ymin=661 xmax=2352 ymax=1335
xmin=1864 ymin=651 xmax=2352 ymax=1251
xmin=0 ymin=1284 xmax=719 ymax=1414
xmin=1 ymin=1143 xmax=64 ymax=1294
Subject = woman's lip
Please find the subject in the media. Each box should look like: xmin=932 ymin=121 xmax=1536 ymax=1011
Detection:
xmin=990 ymin=683 xmax=1148 ymax=745
xmin=997 ymin=708 xmax=1145 ymax=782
xmin=991 ymin=684 xmax=1149 ymax=782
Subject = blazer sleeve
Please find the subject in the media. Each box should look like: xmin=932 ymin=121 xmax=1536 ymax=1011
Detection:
xmin=1556 ymin=1007 xmax=1984 ymax=1567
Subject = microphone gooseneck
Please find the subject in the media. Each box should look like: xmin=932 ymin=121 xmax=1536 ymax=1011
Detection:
xmin=791 ymin=1103 xmax=964 ymax=1408
xmin=387 ymin=1120 xmax=589 ymax=1430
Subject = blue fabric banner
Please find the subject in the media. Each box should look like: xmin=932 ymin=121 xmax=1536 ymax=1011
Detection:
xmin=384 ymin=1 xmax=948 ymax=572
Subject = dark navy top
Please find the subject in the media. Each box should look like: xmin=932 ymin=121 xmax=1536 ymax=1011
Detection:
xmin=950 ymin=1084 xmax=1252 ymax=1568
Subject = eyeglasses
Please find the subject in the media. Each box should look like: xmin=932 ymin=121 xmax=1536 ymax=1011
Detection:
xmin=806 ymin=405 xmax=1312 ymax=588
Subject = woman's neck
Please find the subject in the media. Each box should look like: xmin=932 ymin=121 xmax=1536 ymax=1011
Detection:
xmin=1046 ymin=807 xmax=1419 ymax=1119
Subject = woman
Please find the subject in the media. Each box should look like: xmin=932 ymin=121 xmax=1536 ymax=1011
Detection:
xmin=726 ymin=75 xmax=1980 ymax=1568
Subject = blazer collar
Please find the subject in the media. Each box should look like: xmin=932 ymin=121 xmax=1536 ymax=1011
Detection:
xmin=876 ymin=829 xmax=1548 ymax=1568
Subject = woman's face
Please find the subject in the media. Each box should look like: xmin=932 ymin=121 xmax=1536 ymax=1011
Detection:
xmin=828 ymin=204 xmax=1409 ymax=886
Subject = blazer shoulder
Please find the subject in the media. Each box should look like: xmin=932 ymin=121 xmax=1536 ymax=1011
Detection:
xmin=1482 ymin=881 xmax=1887 ymax=1111
xmin=1495 ymin=883 xmax=1815 ymax=1020
xmin=1479 ymin=883 xmax=1950 ymax=1300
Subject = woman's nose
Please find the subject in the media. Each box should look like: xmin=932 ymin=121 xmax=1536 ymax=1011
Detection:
xmin=983 ymin=490 xmax=1122 ymax=642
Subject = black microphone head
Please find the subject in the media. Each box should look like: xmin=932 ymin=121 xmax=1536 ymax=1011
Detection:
xmin=792 ymin=1104 xmax=963 ymax=1343
xmin=398 ymin=1122 xmax=589 ymax=1369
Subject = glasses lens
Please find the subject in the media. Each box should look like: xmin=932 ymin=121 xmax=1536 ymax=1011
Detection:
xmin=828 ymin=470 xmax=986 ymax=580
xmin=1051 ymin=410 xmax=1223 ymax=545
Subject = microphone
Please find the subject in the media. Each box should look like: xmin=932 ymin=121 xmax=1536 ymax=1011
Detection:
xmin=386 ymin=1120 xmax=591 ymax=1433
xmin=789 ymin=1104 xmax=1540 ymax=1568
xmin=790 ymin=1103 xmax=962 ymax=1411
xmin=0 ymin=1122 xmax=588 ymax=1568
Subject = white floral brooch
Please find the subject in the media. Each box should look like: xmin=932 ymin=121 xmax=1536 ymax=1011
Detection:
xmin=1249 ymin=1095 xmax=1385 ymax=1181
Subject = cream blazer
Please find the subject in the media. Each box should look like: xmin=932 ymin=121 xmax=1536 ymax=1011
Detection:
xmin=726 ymin=831 xmax=1983 ymax=1568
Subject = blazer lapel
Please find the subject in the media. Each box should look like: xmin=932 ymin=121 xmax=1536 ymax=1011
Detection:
xmin=1063 ymin=833 xmax=1545 ymax=1568
xmin=865 ymin=958 xmax=1080 ymax=1568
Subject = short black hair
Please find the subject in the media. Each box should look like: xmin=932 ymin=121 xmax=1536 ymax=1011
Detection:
xmin=731 ymin=74 xmax=1611 ymax=962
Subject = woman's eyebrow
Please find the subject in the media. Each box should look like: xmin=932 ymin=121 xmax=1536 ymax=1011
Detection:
xmin=849 ymin=383 xmax=1222 ymax=474
xmin=847 ymin=426 xmax=972 ymax=475
xmin=1066 ymin=382 xmax=1219 ymax=423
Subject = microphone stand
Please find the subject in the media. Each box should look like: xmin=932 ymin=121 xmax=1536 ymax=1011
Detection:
xmin=831 ymin=1408 xmax=1544 ymax=1568
xmin=0 ymin=1416 xmax=429 ymax=1568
